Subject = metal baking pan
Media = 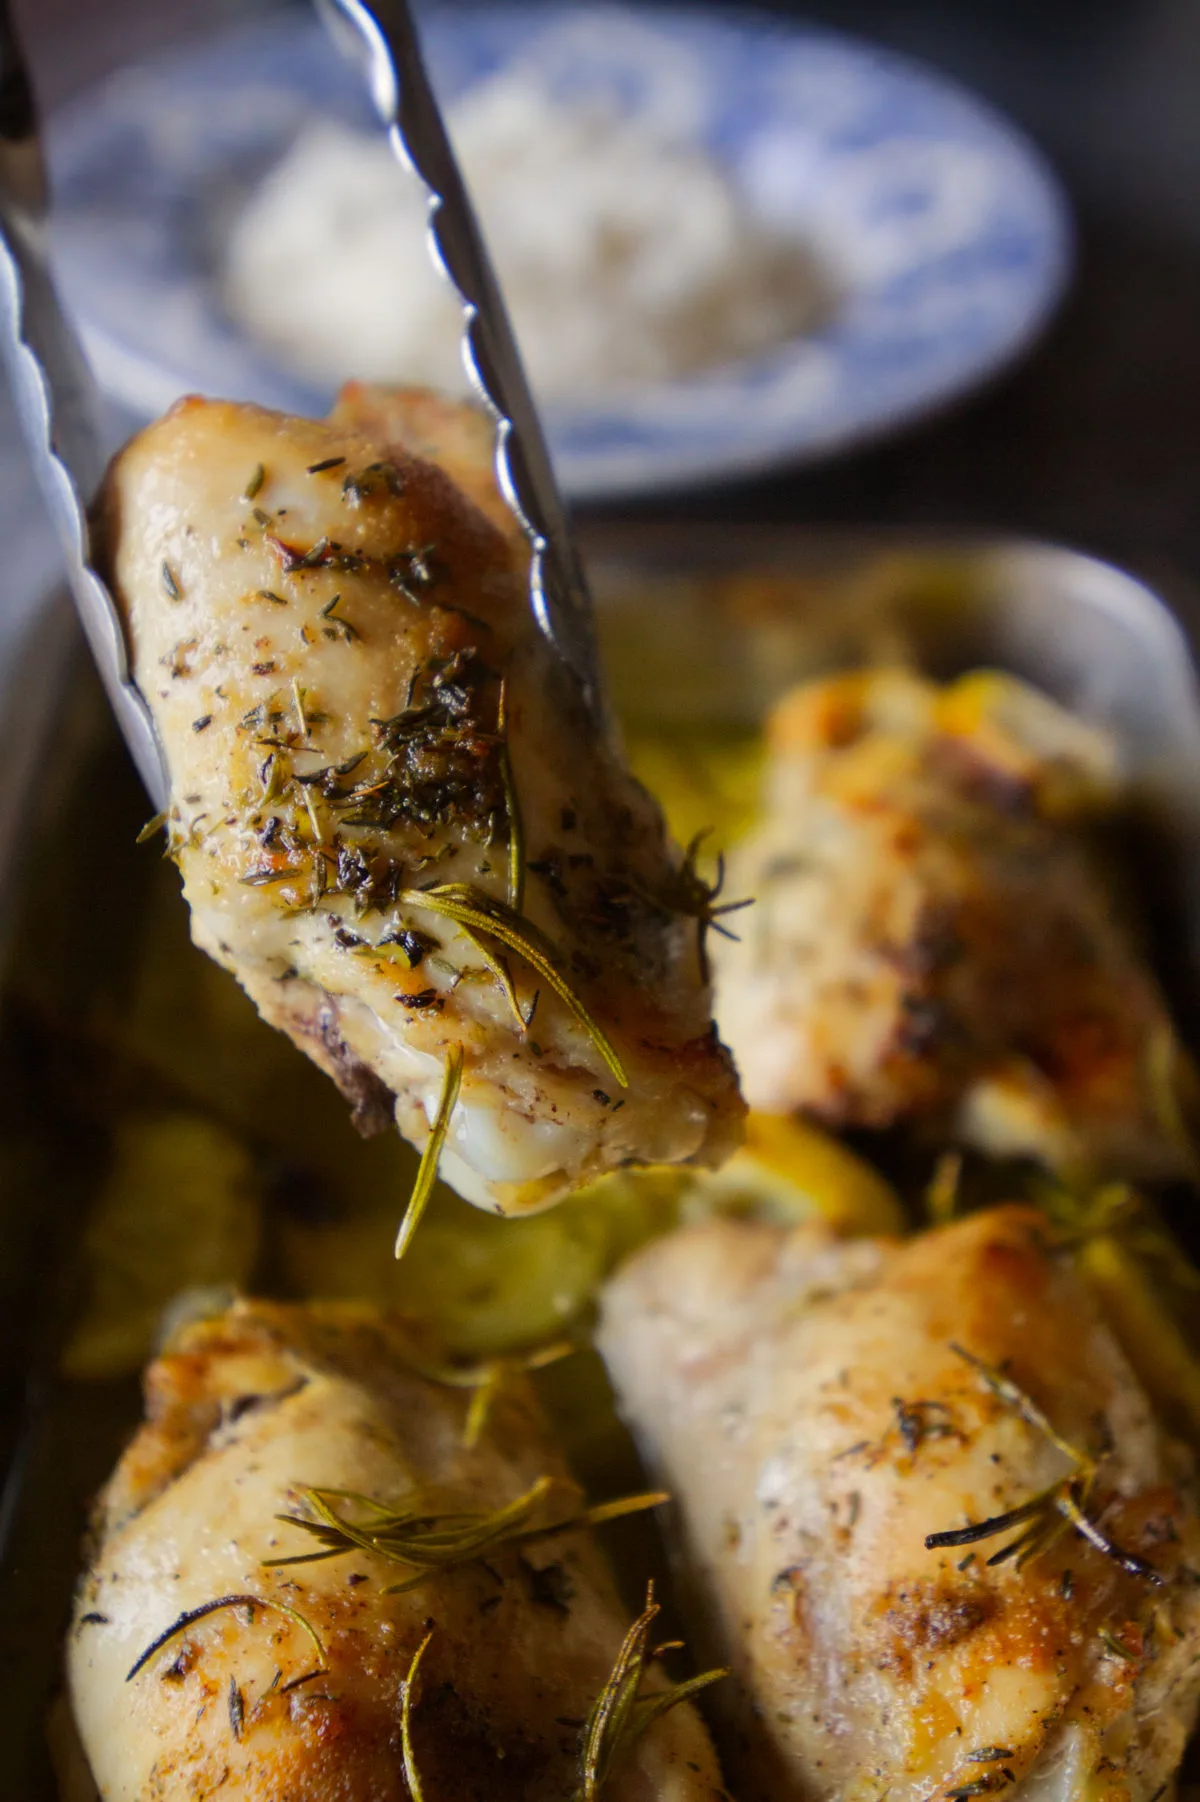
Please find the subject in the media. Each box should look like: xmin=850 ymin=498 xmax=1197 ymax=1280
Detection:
xmin=3 ymin=527 xmax=1200 ymax=1799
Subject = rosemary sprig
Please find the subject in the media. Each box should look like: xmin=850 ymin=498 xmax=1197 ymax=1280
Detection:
xmin=577 ymin=1581 xmax=727 ymax=1802
xmin=465 ymin=1342 xmax=575 ymax=1448
xmin=395 ymin=1045 xmax=463 ymax=1260
xmin=648 ymin=830 xmax=752 ymax=982
xmin=264 ymin=1477 xmax=667 ymax=1595
xmin=126 ymin=1592 xmax=327 ymax=1684
xmin=497 ymin=677 xmax=525 ymax=913
xmin=407 ymin=1339 xmax=576 ymax=1448
xmin=401 ymin=1629 xmax=434 ymax=1802
xmin=924 ymin=1345 xmax=1162 ymax=1584
xmin=399 ymin=884 xmax=626 ymax=1088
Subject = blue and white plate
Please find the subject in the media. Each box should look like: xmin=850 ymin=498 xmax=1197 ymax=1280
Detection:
xmin=47 ymin=4 xmax=1071 ymax=498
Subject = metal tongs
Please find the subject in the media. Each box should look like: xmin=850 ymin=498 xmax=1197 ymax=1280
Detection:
xmin=0 ymin=0 xmax=604 ymax=812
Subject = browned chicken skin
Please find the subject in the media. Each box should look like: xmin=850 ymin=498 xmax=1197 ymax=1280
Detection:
xmin=330 ymin=382 xmax=523 ymax=545
xmin=600 ymin=1206 xmax=1200 ymax=1802
xmin=102 ymin=393 xmax=742 ymax=1216
xmin=68 ymin=1299 xmax=730 ymax=1802
xmin=714 ymin=668 xmax=1189 ymax=1181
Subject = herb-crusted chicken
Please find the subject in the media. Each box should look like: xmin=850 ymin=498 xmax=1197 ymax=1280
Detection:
xmin=67 ymin=1299 xmax=730 ymax=1802
xmin=713 ymin=667 xmax=1190 ymax=1182
xmin=102 ymin=394 xmax=742 ymax=1216
xmin=599 ymin=1206 xmax=1200 ymax=1802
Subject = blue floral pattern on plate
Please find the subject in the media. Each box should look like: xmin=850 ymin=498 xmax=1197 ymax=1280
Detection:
xmin=47 ymin=3 xmax=1071 ymax=498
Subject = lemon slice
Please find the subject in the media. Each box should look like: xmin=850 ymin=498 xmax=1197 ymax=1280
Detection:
xmin=687 ymin=1111 xmax=904 ymax=1237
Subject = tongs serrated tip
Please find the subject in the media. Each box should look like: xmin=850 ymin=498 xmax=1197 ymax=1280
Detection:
xmin=0 ymin=0 xmax=606 ymax=815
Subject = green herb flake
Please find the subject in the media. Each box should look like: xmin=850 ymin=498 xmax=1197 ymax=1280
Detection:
xmin=321 ymin=593 xmax=362 ymax=642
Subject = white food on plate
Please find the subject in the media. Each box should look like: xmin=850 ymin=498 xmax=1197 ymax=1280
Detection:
xmin=222 ymin=69 xmax=832 ymax=401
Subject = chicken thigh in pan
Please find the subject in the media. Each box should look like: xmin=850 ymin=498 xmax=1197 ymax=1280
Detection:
xmin=68 ymin=1299 xmax=729 ymax=1802
xmin=600 ymin=1205 xmax=1200 ymax=1802
xmin=713 ymin=668 xmax=1189 ymax=1182
xmin=101 ymin=393 xmax=742 ymax=1219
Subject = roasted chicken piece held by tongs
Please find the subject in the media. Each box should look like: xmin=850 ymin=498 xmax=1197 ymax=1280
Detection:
xmin=600 ymin=1205 xmax=1200 ymax=1802
xmin=101 ymin=393 xmax=742 ymax=1217
xmin=68 ymin=1299 xmax=729 ymax=1802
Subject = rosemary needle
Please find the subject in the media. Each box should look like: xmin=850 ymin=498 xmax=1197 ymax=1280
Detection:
xmin=497 ymin=677 xmax=525 ymax=913
xmin=400 ymin=1629 xmax=434 ymax=1802
xmin=394 ymin=1046 xmax=464 ymax=1259
xmin=126 ymin=1593 xmax=326 ymax=1684
xmin=400 ymin=885 xmax=627 ymax=1088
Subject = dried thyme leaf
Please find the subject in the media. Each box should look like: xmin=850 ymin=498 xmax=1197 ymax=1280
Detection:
xmin=160 ymin=560 xmax=182 ymax=602
xmin=394 ymin=1045 xmax=463 ymax=1260
xmin=1099 ymin=1627 xmax=1138 ymax=1662
xmin=321 ymin=593 xmax=362 ymax=642
xmin=243 ymin=464 xmax=265 ymax=501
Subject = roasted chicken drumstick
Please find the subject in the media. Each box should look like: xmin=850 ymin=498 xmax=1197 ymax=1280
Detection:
xmin=600 ymin=1206 xmax=1200 ymax=1802
xmin=102 ymin=393 xmax=742 ymax=1217
xmin=68 ymin=1299 xmax=729 ymax=1801
xmin=713 ymin=668 xmax=1189 ymax=1182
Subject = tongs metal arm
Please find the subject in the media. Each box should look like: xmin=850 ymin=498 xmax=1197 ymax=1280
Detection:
xmin=320 ymin=0 xmax=606 ymax=724
xmin=0 ymin=0 xmax=605 ymax=818
xmin=0 ymin=1 xmax=166 ymax=804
